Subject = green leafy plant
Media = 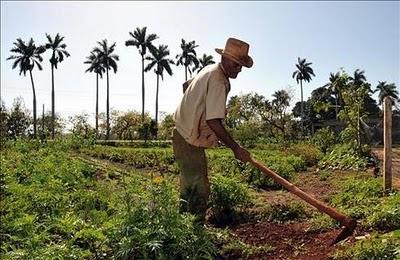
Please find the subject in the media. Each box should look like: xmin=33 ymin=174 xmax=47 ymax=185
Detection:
xmin=333 ymin=231 xmax=400 ymax=260
xmin=209 ymin=173 xmax=253 ymax=224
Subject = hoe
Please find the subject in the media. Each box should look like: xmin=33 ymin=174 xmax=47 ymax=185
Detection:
xmin=250 ymin=158 xmax=357 ymax=245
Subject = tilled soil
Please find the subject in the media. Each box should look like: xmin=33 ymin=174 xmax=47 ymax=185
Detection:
xmin=219 ymin=170 xmax=369 ymax=260
xmin=226 ymin=221 xmax=343 ymax=260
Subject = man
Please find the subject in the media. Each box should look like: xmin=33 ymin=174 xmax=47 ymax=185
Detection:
xmin=173 ymin=37 xmax=253 ymax=222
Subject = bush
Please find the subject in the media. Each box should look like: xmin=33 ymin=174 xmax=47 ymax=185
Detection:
xmin=333 ymin=231 xmax=400 ymax=260
xmin=330 ymin=177 xmax=383 ymax=219
xmin=318 ymin=143 xmax=367 ymax=170
xmin=284 ymin=142 xmax=322 ymax=166
xmin=232 ymin=122 xmax=261 ymax=148
xmin=260 ymin=203 xmax=308 ymax=223
xmin=209 ymin=173 xmax=253 ymax=224
xmin=241 ymin=160 xmax=296 ymax=189
xmin=1 ymin=141 xmax=215 ymax=259
xmin=115 ymin=177 xmax=215 ymax=259
xmin=366 ymin=193 xmax=400 ymax=230
xmin=311 ymin=127 xmax=336 ymax=154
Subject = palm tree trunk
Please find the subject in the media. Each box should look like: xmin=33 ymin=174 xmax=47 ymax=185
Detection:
xmin=185 ymin=65 xmax=188 ymax=81
xmin=96 ymin=73 xmax=99 ymax=138
xmin=51 ymin=64 xmax=55 ymax=139
xmin=300 ymin=80 xmax=304 ymax=136
xmin=29 ymin=70 xmax=37 ymax=139
xmin=141 ymin=55 xmax=145 ymax=122
xmin=106 ymin=67 xmax=110 ymax=140
xmin=155 ymin=74 xmax=159 ymax=128
xmin=42 ymin=104 xmax=45 ymax=141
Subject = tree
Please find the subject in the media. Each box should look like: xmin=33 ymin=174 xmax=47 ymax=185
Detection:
xmin=7 ymin=38 xmax=46 ymax=138
xmin=324 ymin=72 xmax=341 ymax=119
xmin=292 ymin=57 xmax=315 ymax=134
xmin=112 ymin=110 xmax=142 ymax=140
xmin=38 ymin=111 xmax=65 ymax=139
xmin=84 ymin=51 xmax=105 ymax=137
xmin=125 ymin=27 xmax=158 ymax=122
xmin=375 ymin=81 xmax=399 ymax=108
xmin=68 ymin=113 xmax=96 ymax=139
xmin=6 ymin=97 xmax=31 ymax=139
xmin=0 ymin=101 xmax=8 ymax=140
xmin=158 ymin=113 xmax=175 ymax=140
xmin=145 ymin=44 xmax=174 ymax=128
xmin=93 ymin=39 xmax=119 ymax=140
xmin=176 ymin=39 xmax=199 ymax=81
xmin=44 ymin=33 xmax=70 ymax=139
xmin=196 ymin=54 xmax=215 ymax=73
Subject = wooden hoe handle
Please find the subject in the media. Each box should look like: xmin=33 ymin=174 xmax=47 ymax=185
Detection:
xmin=250 ymin=158 xmax=354 ymax=228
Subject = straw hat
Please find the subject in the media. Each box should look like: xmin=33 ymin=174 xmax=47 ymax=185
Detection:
xmin=215 ymin=37 xmax=253 ymax=68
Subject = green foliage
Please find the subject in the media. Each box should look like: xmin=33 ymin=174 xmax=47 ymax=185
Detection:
xmin=260 ymin=203 xmax=308 ymax=223
xmin=318 ymin=143 xmax=367 ymax=170
xmin=232 ymin=122 xmax=261 ymax=148
xmin=283 ymin=142 xmax=322 ymax=167
xmin=309 ymin=212 xmax=338 ymax=232
xmin=311 ymin=127 xmax=336 ymax=154
xmin=365 ymin=193 xmax=400 ymax=230
xmin=96 ymin=139 xmax=171 ymax=148
xmin=115 ymin=177 xmax=216 ymax=259
xmin=330 ymin=176 xmax=383 ymax=219
xmin=208 ymin=227 xmax=274 ymax=258
xmin=333 ymin=231 xmax=400 ymax=260
xmin=329 ymin=176 xmax=400 ymax=231
xmin=1 ymin=141 xmax=216 ymax=259
xmin=209 ymin=173 xmax=253 ymax=222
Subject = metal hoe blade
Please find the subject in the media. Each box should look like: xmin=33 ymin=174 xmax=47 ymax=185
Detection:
xmin=331 ymin=218 xmax=357 ymax=245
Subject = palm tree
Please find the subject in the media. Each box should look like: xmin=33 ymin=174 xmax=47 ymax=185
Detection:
xmin=7 ymin=38 xmax=46 ymax=138
xmin=349 ymin=69 xmax=369 ymax=150
xmin=375 ymin=81 xmax=399 ymax=108
xmin=44 ymin=33 xmax=70 ymax=139
xmin=350 ymin=69 xmax=367 ymax=87
xmin=145 ymin=44 xmax=174 ymax=128
xmin=292 ymin=57 xmax=315 ymax=133
xmin=125 ymin=27 xmax=158 ymax=122
xmin=325 ymin=72 xmax=340 ymax=119
xmin=84 ymin=51 xmax=105 ymax=137
xmin=176 ymin=39 xmax=199 ymax=81
xmin=196 ymin=54 xmax=215 ymax=73
xmin=93 ymin=39 xmax=119 ymax=140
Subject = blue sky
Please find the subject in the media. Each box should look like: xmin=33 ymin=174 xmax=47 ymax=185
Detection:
xmin=1 ymin=1 xmax=399 ymax=125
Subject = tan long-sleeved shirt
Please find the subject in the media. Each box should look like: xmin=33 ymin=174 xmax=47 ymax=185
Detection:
xmin=173 ymin=63 xmax=230 ymax=148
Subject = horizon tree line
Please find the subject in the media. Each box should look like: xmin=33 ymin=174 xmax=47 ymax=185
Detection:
xmin=6 ymin=28 xmax=399 ymax=140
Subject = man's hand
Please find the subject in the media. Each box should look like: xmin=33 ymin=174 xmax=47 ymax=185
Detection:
xmin=233 ymin=146 xmax=251 ymax=162
xmin=206 ymin=119 xmax=252 ymax=163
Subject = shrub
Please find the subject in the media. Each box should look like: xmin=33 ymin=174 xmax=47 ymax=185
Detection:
xmin=311 ymin=127 xmax=336 ymax=154
xmin=318 ymin=143 xmax=367 ymax=170
xmin=260 ymin=202 xmax=308 ymax=223
xmin=241 ymin=160 xmax=295 ymax=189
xmin=333 ymin=231 xmax=400 ymax=260
xmin=115 ymin=177 xmax=216 ymax=259
xmin=330 ymin=177 xmax=383 ymax=219
xmin=284 ymin=142 xmax=322 ymax=166
xmin=365 ymin=193 xmax=400 ymax=230
xmin=209 ymin=173 xmax=253 ymax=224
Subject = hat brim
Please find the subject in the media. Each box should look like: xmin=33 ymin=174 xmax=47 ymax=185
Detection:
xmin=215 ymin=48 xmax=253 ymax=68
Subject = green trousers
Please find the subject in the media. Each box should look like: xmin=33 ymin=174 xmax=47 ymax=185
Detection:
xmin=172 ymin=128 xmax=210 ymax=221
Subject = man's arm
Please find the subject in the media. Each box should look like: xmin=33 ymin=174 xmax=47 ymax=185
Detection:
xmin=206 ymin=118 xmax=251 ymax=162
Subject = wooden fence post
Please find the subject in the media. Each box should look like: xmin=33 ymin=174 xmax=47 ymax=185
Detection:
xmin=383 ymin=97 xmax=392 ymax=190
